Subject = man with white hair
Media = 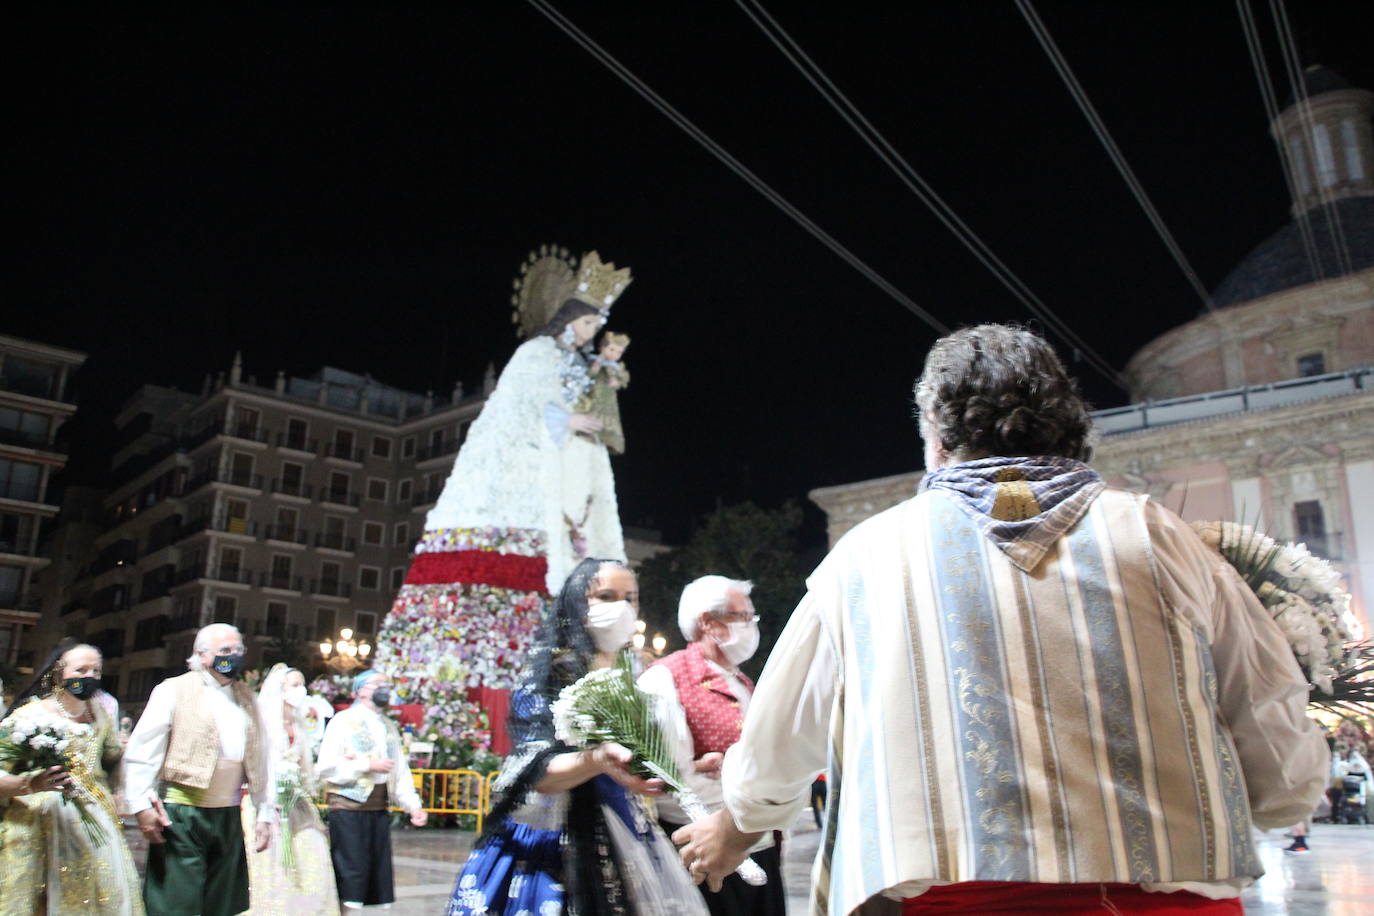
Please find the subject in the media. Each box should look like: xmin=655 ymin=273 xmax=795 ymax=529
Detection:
xmin=124 ymin=623 xmax=275 ymax=916
xmin=638 ymin=575 xmax=785 ymax=915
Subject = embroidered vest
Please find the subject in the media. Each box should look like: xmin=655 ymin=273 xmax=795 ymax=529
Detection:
xmin=329 ymin=707 xmax=404 ymax=804
xmin=655 ymin=642 xmax=753 ymax=756
xmin=160 ymin=671 xmax=264 ymax=800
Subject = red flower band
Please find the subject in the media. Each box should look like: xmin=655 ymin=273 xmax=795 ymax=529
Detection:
xmin=404 ymin=549 xmax=548 ymax=593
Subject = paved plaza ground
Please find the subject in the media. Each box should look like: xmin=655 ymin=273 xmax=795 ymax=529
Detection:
xmin=127 ymin=815 xmax=1374 ymax=913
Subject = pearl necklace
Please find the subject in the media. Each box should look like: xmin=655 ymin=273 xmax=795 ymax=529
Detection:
xmin=53 ymin=695 xmax=90 ymax=723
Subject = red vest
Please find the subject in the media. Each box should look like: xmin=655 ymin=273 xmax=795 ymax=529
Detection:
xmin=655 ymin=642 xmax=754 ymax=756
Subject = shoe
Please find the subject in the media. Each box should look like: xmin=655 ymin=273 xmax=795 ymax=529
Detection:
xmin=1283 ymin=843 xmax=1310 ymax=854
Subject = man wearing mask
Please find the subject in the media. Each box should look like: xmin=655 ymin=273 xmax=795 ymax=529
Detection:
xmin=638 ymin=576 xmax=785 ymax=915
xmin=124 ymin=623 xmax=275 ymax=916
xmin=317 ymin=668 xmax=427 ymax=913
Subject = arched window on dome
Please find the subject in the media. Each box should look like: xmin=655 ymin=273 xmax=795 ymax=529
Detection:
xmin=1313 ymin=123 xmax=1338 ymax=188
xmin=1342 ymin=119 xmax=1367 ymax=181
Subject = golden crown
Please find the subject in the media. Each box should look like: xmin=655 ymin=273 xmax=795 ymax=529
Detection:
xmin=571 ymin=250 xmax=633 ymax=309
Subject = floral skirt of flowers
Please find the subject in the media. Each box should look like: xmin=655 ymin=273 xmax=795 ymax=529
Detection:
xmin=446 ymin=821 xmax=564 ymax=916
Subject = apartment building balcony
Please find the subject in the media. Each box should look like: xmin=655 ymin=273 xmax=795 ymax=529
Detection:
xmin=0 ymin=425 xmax=57 ymax=453
xmin=167 ymin=612 xmax=201 ymax=634
xmin=269 ymin=478 xmax=314 ymax=501
xmin=171 ymin=563 xmax=255 ymax=588
xmin=259 ymin=571 xmax=304 ymax=592
xmin=319 ymin=488 xmax=360 ymax=510
xmin=411 ymin=485 xmax=443 ymax=508
xmin=314 ymin=532 xmax=357 ymax=553
xmin=274 ymin=432 xmax=319 ymax=455
xmin=222 ymin=422 xmax=272 ymax=446
xmin=251 ymin=620 xmax=301 ymax=641
xmin=323 ymin=443 xmax=365 ymax=465
xmin=0 ymin=590 xmax=42 ymax=616
xmin=263 ymin=525 xmax=311 ymax=547
xmin=415 ymin=438 xmax=461 ymax=465
xmin=187 ymin=467 xmax=264 ymax=494
xmin=309 ymin=579 xmax=352 ymax=599
xmin=180 ymin=516 xmax=259 ymax=540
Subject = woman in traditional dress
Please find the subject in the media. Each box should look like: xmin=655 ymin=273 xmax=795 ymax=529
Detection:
xmin=0 ymin=641 xmax=144 ymax=915
xmin=241 ymin=664 xmax=339 ymax=915
xmin=447 ymin=558 xmax=709 ymax=916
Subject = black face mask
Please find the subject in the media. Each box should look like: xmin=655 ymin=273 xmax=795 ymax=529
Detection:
xmin=370 ymin=687 xmax=392 ymax=707
xmin=62 ymin=677 xmax=101 ymax=700
xmin=212 ymin=654 xmax=245 ymax=679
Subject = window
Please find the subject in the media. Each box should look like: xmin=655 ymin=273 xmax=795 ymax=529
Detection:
xmin=0 ymin=406 xmax=51 ymax=448
xmin=371 ymin=436 xmax=392 ymax=459
xmin=0 ymin=565 xmax=22 ymax=607
xmin=213 ymin=595 xmax=237 ymax=624
xmin=0 ymin=458 xmax=42 ymax=502
xmin=269 ymin=554 xmax=294 ymax=588
xmin=362 ymin=522 xmax=384 ymax=546
xmin=219 ymin=546 xmax=244 ymax=577
xmin=359 ymin=567 xmax=381 ymax=590
xmin=366 ymin=478 xmax=388 ymax=502
xmin=401 ymin=436 xmax=416 ymax=459
xmin=0 ymin=511 xmax=35 ymax=555
xmin=355 ymin=611 xmax=377 ymax=637
xmin=394 ymin=522 xmax=410 ymax=546
xmin=328 ymin=471 xmax=350 ymax=497
xmin=234 ymin=406 xmax=261 ymax=438
xmin=320 ymin=561 xmax=342 ymax=586
xmin=390 ymin=567 xmax=406 ymax=590
xmin=1297 ymin=352 xmax=1326 ymax=377
xmin=265 ymin=601 xmax=288 ymax=637
xmin=397 ymin=479 xmax=412 ymax=503
xmin=316 ymin=607 xmax=336 ymax=640
xmin=285 ymin=418 xmax=310 ymax=451
xmin=279 ymin=461 xmax=305 ymax=495
xmin=323 ymin=516 xmax=346 ymax=538
xmin=229 ymin=451 xmax=255 ymax=486
xmin=429 ymin=428 xmax=445 ymax=451
xmin=225 ymin=499 xmax=250 ymax=535
xmin=0 ymin=356 xmax=59 ymax=400
xmin=1294 ymin=500 xmax=1331 ymax=558
xmin=273 ymin=507 xmax=299 ymax=539
xmin=333 ymin=428 xmax=355 ymax=459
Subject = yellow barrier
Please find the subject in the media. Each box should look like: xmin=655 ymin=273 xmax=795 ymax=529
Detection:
xmin=323 ymin=767 xmax=488 ymax=832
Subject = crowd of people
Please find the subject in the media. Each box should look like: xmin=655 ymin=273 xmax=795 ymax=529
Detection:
xmin=0 ymin=322 xmax=1348 ymax=915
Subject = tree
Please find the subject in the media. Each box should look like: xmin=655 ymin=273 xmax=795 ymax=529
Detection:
xmin=636 ymin=500 xmax=817 ymax=679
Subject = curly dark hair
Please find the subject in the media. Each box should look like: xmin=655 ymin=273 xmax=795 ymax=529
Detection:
xmin=913 ymin=324 xmax=1093 ymax=461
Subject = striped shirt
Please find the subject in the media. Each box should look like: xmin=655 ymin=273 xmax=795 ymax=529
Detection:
xmin=722 ymin=486 xmax=1327 ymax=916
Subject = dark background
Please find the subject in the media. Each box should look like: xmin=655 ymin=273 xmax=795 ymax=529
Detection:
xmin=10 ymin=2 xmax=1371 ymax=545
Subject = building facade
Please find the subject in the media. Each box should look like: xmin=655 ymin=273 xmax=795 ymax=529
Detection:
xmin=30 ymin=354 xmax=487 ymax=704
xmin=810 ymin=67 xmax=1374 ymax=633
xmin=0 ymin=335 xmax=87 ymax=668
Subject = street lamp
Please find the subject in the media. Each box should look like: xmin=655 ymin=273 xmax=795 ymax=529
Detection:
xmin=320 ymin=626 xmax=372 ymax=672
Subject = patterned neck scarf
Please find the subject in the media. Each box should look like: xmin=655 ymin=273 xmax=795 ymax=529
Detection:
xmin=920 ymin=455 xmax=1104 ymax=572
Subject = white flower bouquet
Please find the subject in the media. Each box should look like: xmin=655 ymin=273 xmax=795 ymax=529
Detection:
xmin=1192 ymin=521 xmax=1370 ymax=711
xmin=0 ymin=711 xmax=107 ymax=846
xmin=275 ymin=755 xmax=309 ymax=871
xmin=551 ymin=650 xmax=767 ymax=886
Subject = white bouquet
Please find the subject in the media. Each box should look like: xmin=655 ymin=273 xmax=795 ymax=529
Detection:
xmin=1192 ymin=521 xmax=1367 ymax=704
xmin=551 ymin=651 xmax=768 ymax=886
xmin=274 ymin=754 xmax=309 ymax=871
xmin=0 ymin=711 xmax=108 ymax=846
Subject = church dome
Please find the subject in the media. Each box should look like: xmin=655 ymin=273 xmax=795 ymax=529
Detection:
xmin=1212 ymin=196 xmax=1374 ymax=307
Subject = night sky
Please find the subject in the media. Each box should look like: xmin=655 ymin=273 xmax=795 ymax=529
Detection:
xmin=11 ymin=2 xmax=1372 ymax=545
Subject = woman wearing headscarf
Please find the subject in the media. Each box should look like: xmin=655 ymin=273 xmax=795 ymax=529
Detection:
xmin=241 ymin=664 xmax=339 ymax=915
xmin=447 ymin=558 xmax=708 ymax=916
xmin=0 ymin=640 xmax=143 ymax=915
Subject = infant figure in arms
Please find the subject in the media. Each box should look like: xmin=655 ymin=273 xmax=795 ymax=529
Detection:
xmin=580 ymin=331 xmax=630 ymax=455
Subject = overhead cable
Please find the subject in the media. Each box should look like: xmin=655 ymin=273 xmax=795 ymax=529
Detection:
xmin=1269 ymin=0 xmax=1355 ymax=277
xmin=1234 ymin=0 xmax=1327 ymax=286
xmin=525 ymin=0 xmax=950 ymax=336
xmin=1015 ymin=0 xmax=1218 ymax=313
xmin=734 ymin=0 xmax=1127 ymax=391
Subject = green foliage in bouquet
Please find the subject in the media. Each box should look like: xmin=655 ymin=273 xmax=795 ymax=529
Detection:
xmin=551 ymin=649 xmax=685 ymax=793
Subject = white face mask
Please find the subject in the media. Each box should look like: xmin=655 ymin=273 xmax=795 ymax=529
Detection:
xmin=717 ymin=619 xmax=760 ymax=666
xmin=284 ymin=685 xmax=307 ymax=708
xmin=585 ymin=600 xmax=637 ymax=653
